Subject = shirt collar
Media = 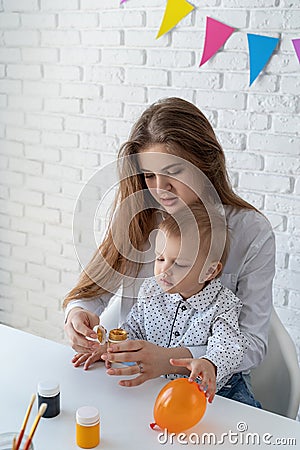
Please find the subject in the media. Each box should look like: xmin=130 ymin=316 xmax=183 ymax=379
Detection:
xmin=184 ymin=278 xmax=223 ymax=311
xmin=154 ymin=278 xmax=223 ymax=310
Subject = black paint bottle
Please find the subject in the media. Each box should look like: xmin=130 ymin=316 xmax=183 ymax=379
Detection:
xmin=37 ymin=380 xmax=60 ymax=418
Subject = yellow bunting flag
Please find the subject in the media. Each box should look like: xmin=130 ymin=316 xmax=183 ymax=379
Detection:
xmin=156 ymin=0 xmax=195 ymax=39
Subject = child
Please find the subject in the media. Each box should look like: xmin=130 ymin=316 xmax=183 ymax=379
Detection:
xmin=121 ymin=203 xmax=260 ymax=407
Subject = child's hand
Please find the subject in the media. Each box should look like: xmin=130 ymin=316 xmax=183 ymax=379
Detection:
xmin=170 ymin=357 xmax=217 ymax=403
xmin=72 ymin=344 xmax=107 ymax=370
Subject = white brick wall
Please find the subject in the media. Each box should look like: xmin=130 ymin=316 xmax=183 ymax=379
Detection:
xmin=0 ymin=0 xmax=299 ymax=392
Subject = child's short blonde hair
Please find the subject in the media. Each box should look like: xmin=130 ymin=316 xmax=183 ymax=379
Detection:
xmin=158 ymin=203 xmax=229 ymax=271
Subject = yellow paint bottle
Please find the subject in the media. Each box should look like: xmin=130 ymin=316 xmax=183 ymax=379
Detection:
xmin=76 ymin=406 xmax=100 ymax=448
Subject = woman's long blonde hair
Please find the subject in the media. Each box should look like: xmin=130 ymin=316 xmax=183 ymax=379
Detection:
xmin=64 ymin=97 xmax=255 ymax=307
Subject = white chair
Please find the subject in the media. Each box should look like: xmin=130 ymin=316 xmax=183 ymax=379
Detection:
xmin=251 ymin=307 xmax=300 ymax=419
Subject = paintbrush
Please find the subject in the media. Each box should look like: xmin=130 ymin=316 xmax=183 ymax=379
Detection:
xmin=22 ymin=403 xmax=47 ymax=450
xmin=12 ymin=436 xmax=16 ymax=450
xmin=15 ymin=394 xmax=36 ymax=450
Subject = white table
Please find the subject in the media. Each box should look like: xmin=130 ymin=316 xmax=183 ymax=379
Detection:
xmin=0 ymin=325 xmax=299 ymax=449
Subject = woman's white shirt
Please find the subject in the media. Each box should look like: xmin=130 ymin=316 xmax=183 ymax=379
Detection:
xmin=64 ymin=205 xmax=275 ymax=373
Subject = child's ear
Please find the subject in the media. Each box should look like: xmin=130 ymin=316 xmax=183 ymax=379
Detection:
xmin=204 ymin=261 xmax=223 ymax=281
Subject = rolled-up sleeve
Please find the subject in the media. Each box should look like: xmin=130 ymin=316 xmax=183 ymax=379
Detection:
xmin=236 ymin=228 xmax=275 ymax=371
xmin=64 ymin=292 xmax=112 ymax=322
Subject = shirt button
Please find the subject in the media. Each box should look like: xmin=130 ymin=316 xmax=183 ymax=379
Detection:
xmin=181 ymin=305 xmax=187 ymax=311
xmin=174 ymin=331 xmax=180 ymax=337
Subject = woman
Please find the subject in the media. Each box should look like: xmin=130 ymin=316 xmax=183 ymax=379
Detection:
xmin=64 ymin=97 xmax=275 ymax=389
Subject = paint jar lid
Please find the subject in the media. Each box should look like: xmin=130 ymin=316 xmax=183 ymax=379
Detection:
xmin=38 ymin=380 xmax=60 ymax=397
xmin=92 ymin=324 xmax=107 ymax=345
xmin=76 ymin=406 xmax=100 ymax=426
xmin=108 ymin=328 xmax=128 ymax=341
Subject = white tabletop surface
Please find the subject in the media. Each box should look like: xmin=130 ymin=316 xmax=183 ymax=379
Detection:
xmin=0 ymin=324 xmax=299 ymax=450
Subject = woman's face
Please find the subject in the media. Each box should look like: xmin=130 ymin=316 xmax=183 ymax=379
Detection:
xmin=137 ymin=144 xmax=200 ymax=213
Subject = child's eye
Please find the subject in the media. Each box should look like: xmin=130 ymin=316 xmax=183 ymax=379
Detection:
xmin=175 ymin=262 xmax=189 ymax=268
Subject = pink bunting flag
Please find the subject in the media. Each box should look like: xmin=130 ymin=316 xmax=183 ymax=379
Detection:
xmin=120 ymin=0 xmax=128 ymax=4
xmin=200 ymin=17 xmax=235 ymax=66
xmin=292 ymin=39 xmax=300 ymax=63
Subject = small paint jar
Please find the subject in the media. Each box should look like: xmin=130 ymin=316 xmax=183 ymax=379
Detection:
xmin=76 ymin=406 xmax=100 ymax=449
xmin=37 ymin=380 xmax=60 ymax=418
xmin=108 ymin=328 xmax=128 ymax=367
xmin=108 ymin=328 xmax=128 ymax=346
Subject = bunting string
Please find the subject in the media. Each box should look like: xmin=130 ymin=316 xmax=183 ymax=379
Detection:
xmin=120 ymin=1 xmax=299 ymax=86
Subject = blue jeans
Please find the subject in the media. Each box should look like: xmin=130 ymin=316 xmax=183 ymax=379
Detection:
xmin=217 ymin=373 xmax=262 ymax=408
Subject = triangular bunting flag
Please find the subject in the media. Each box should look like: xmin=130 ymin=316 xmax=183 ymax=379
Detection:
xmin=292 ymin=38 xmax=300 ymax=63
xmin=199 ymin=17 xmax=235 ymax=66
xmin=247 ymin=34 xmax=279 ymax=86
xmin=156 ymin=0 xmax=194 ymax=39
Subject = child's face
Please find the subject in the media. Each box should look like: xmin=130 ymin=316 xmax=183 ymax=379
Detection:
xmin=154 ymin=230 xmax=211 ymax=299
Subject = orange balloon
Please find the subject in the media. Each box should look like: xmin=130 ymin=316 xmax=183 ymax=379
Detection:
xmin=152 ymin=378 xmax=207 ymax=433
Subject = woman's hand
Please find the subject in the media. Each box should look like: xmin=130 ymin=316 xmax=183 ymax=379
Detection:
xmin=170 ymin=357 xmax=217 ymax=403
xmin=72 ymin=344 xmax=107 ymax=370
xmin=64 ymin=307 xmax=101 ymax=353
xmin=101 ymin=339 xmax=192 ymax=387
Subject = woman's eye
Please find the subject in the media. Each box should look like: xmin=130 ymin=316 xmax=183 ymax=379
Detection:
xmin=156 ymin=257 xmax=164 ymax=262
xmin=175 ymin=263 xmax=188 ymax=268
xmin=144 ymin=173 xmax=155 ymax=179
xmin=166 ymin=169 xmax=181 ymax=176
